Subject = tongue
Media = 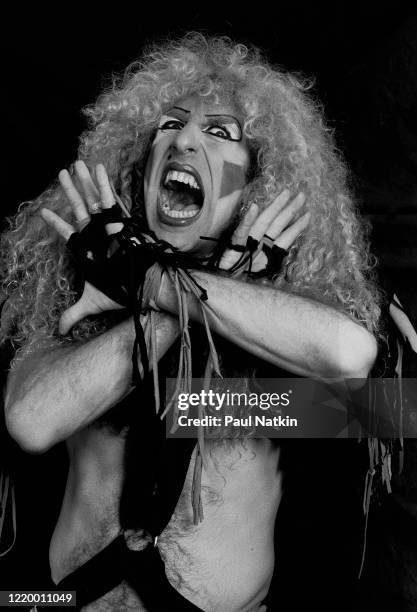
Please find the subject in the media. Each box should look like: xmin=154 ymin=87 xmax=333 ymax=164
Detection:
xmin=166 ymin=189 xmax=199 ymax=211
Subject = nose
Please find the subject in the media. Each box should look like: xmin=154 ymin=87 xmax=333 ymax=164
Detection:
xmin=170 ymin=122 xmax=201 ymax=155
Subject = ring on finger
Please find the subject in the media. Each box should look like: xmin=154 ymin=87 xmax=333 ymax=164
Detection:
xmin=262 ymin=234 xmax=275 ymax=248
xmin=88 ymin=201 xmax=102 ymax=213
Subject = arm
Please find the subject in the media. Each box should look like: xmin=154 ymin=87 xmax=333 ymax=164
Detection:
xmin=157 ymin=271 xmax=377 ymax=381
xmin=5 ymin=313 xmax=179 ymax=453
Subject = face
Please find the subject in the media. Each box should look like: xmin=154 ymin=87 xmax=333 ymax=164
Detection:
xmin=144 ymin=95 xmax=250 ymax=254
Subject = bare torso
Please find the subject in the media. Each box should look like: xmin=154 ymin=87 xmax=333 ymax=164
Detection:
xmin=50 ymin=422 xmax=282 ymax=611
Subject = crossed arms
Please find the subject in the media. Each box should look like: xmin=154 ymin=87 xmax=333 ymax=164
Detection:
xmin=4 ymin=161 xmax=377 ymax=452
xmin=5 ymin=270 xmax=377 ymax=452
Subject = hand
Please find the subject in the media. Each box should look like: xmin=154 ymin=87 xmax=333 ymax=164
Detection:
xmin=41 ymin=160 xmax=125 ymax=334
xmin=219 ymin=189 xmax=310 ymax=274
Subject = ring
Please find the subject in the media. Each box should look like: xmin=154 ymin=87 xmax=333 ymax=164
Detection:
xmin=89 ymin=201 xmax=102 ymax=213
xmin=262 ymin=234 xmax=275 ymax=247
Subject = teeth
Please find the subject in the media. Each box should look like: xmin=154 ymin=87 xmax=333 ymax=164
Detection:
xmin=160 ymin=197 xmax=200 ymax=219
xmin=164 ymin=170 xmax=200 ymax=190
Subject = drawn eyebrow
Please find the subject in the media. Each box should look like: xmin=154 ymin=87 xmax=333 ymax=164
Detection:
xmin=169 ymin=108 xmax=240 ymax=125
xmin=204 ymin=114 xmax=240 ymax=124
xmin=171 ymin=106 xmax=191 ymax=114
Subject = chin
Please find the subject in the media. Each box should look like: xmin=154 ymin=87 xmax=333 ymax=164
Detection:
xmin=148 ymin=219 xmax=201 ymax=252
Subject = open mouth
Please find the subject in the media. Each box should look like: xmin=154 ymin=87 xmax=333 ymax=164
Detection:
xmin=158 ymin=165 xmax=204 ymax=225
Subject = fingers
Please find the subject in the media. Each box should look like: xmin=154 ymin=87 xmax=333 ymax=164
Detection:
xmin=59 ymin=283 xmax=124 ymax=334
xmin=59 ymin=161 xmax=108 ymax=222
xmin=59 ymin=161 xmax=123 ymax=236
xmin=59 ymin=169 xmax=90 ymax=225
xmin=266 ymin=192 xmax=306 ymax=240
xmin=74 ymin=160 xmax=100 ymax=210
xmin=218 ymin=203 xmax=259 ymax=271
xmin=248 ymin=192 xmax=310 ymax=274
xmin=96 ymin=164 xmax=115 ymax=209
xmin=249 ymin=251 xmax=268 ymax=274
xmin=250 ymin=191 xmax=305 ymax=242
xmin=231 ymin=203 xmax=259 ymax=246
xmin=248 ymin=189 xmax=291 ymax=241
xmin=96 ymin=164 xmax=123 ymax=235
xmin=59 ymin=291 xmax=100 ymax=335
xmin=59 ymin=300 xmax=86 ymax=335
xmin=275 ymin=211 xmax=310 ymax=250
xmin=40 ymin=208 xmax=75 ymax=241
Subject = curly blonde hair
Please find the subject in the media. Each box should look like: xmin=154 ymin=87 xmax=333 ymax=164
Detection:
xmin=0 ymin=32 xmax=380 ymax=355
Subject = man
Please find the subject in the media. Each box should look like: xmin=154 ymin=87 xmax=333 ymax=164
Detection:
xmin=1 ymin=34 xmax=379 ymax=610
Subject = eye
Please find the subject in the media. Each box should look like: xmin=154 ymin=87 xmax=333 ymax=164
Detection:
xmin=158 ymin=116 xmax=184 ymax=131
xmin=203 ymin=120 xmax=242 ymax=141
xmin=203 ymin=125 xmax=232 ymax=140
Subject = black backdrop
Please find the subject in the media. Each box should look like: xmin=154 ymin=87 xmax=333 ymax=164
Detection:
xmin=1 ymin=5 xmax=417 ymax=610
xmin=2 ymin=5 xmax=415 ymax=216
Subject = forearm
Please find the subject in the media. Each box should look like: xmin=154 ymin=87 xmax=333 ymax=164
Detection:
xmin=157 ymin=271 xmax=377 ymax=380
xmin=5 ymin=313 xmax=179 ymax=452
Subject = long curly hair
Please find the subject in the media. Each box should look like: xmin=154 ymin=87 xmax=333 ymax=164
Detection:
xmin=0 ymin=32 xmax=380 ymax=356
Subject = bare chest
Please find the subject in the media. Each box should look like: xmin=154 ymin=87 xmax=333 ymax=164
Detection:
xmin=56 ymin=438 xmax=281 ymax=610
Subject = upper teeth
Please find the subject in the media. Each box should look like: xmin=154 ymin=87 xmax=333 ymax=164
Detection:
xmin=165 ymin=170 xmax=200 ymax=190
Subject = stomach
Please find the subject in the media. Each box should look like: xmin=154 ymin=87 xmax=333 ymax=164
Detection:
xmin=51 ymin=434 xmax=282 ymax=611
xmin=156 ymin=438 xmax=282 ymax=610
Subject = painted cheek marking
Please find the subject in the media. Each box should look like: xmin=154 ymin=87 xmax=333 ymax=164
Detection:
xmin=219 ymin=160 xmax=247 ymax=199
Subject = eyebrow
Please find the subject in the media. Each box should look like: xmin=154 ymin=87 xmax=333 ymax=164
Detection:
xmin=172 ymin=106 xmax=190 ymax=114
xmin=171 ymin=107 xmax=241 ymax=124
xmin=205 ymin=114 xmax=241 ymax=124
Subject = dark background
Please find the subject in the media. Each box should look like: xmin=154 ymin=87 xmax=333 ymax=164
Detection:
xmin=2 ymin=5 xmax=417 ymax=271
xmin=2 ymin=5 xmax=417 ymax=610
xmin=3 ymin=5 xmax=417 ymax=265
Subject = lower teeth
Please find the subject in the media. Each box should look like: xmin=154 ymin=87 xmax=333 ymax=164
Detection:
xmin=160 ymin=200 xmax=200 ymax=219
